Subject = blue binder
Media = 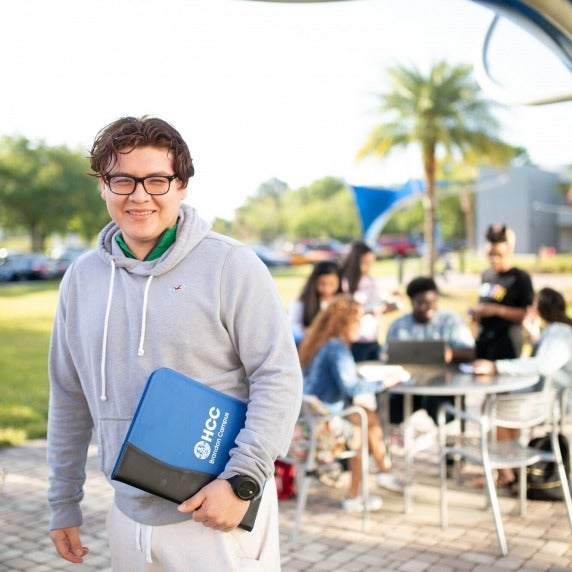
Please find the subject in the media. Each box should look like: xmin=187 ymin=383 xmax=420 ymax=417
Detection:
xmin=111 ymin=367 xmax=261 ymax=531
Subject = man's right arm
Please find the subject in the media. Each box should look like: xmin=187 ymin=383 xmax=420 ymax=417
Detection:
xmin=47 ymin=276 xmax=93 ymax=533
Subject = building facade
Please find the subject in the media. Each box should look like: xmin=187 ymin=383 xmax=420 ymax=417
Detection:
xmin=475 ymin=165 xmax=570 ymax=254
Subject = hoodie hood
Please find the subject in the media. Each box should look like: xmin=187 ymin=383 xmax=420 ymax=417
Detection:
xmin=96 ymin=203 xmax=211 ymax=277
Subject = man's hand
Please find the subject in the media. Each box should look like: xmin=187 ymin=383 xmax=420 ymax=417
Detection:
xmin=444 ymin=345 xmax=454 ymax=364
xmin=523 ymin=307 xmax=541 ymax=343
xmin=473 ymin=359 xmax=497 ymax=375
xmin=177 ymin=478 xmax=250 ymax=532
xmin=49 ymin=526 xmax=89 ymax=563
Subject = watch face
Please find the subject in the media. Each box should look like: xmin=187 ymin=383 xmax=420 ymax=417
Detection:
xmin=233 ymin=476 xmax=259 ymax=500
xmin=238 ymin=480 xmax=258 ymax=498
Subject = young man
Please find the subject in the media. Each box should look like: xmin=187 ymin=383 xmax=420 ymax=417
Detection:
xmin=47 ymin=116 xmax=302 ymax=571
xmin=386 ymin=276 xmax=476 ymax=366
xmin=377 ymin=276 xmax=476 ymax=492
xmin=384 ymin=275 xmax=476 ymax=424
xmin=469 ymin=224 xmax=534 ymax=360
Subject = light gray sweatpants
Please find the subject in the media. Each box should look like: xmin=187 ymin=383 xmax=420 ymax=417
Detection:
xmin=106 ymin=479 xmax=280 ymax=572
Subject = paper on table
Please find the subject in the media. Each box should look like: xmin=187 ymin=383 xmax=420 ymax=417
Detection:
xmin=358 ymin=364 xmax=411 ymax=383
xmin=459 ymin=363 xmax=474 ymax=373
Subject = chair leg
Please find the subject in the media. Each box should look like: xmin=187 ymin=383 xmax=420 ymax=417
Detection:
xmin=439 ymin=447 xmax=448 ymax=530
xmin=558 ymin=388 xmax=568 ymax=434
xmin=557 ymin=461 xmax=572 ymax=529
xmin=437 ymin=406 xmax=449 ymax=530
xmin=378 ymin=391 xmax=392 ymax=467
xmin=359 ymin=410 xmax=370 ymax=533
xmin=518 ymin=466 xmax=527 ymax=517
xmin=288 ymin=472 xmax=312 ymax=549
xmin=484 ymin=464 xmax=508 ymax=556
xmin=552 ymin=434 xmax=572 ymax=530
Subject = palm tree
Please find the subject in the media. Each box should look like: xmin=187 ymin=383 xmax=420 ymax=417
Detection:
xmin=357 ymin=61 xmax=517 ymax=276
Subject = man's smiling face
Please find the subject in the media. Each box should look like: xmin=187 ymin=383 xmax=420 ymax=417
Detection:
xmin=100 ymin=146 xmax=187 ymax=260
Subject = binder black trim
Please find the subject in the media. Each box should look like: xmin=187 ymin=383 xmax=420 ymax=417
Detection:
xmin=112 ymin=442 xmax=260 ymax=531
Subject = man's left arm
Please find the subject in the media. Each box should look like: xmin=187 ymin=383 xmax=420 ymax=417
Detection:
xmin=219 ymin=248 xmax=302 ymax=480
xmin=181 ymin=246 xmax=303 ymax=529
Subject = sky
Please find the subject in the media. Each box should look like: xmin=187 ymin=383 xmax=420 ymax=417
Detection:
xmin=0 ymin=0 xmax=571 ymax=222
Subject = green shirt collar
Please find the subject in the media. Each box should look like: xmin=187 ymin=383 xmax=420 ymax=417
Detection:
xmin=115 ymin=224 xmax=177 ymax=261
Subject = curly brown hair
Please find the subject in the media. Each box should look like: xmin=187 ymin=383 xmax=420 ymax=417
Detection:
xmin=298 ymin=295 xmax=362 ymax=369
xmin=89 ymin=116 xmax=195 ymax=184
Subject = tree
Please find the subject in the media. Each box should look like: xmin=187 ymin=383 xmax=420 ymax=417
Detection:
xmin=230 ymin=178 xmax=289 ymax=242
xmin=214 ymin=176 xmax=360 ymax=243
xmin=283 ymin=177 xmax=360 ymax=240
xmin=357 ymin=61 xmax=518 ymax=276
xmin=0 ymin=136 xmax=107 ymax=251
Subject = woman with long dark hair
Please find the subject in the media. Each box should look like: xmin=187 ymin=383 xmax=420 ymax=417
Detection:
xmin=289 ymin=261 xmax=342 ymax=343
xmin=340 ymin=240 xmax=398 ymax=362
xmin=474 ymin=287 xmax=572 ymax=487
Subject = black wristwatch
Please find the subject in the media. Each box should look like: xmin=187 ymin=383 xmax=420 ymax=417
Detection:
xmin=226 ymin=475 xmax=260 ymax=501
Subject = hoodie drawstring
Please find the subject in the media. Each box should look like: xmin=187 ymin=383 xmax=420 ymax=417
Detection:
xmin=137 ymin=276 xmax=154 ymax=357
xmin=100 ymin=263 xmax=154 ymax=401
xmin=135 ymin=522 xmax=153 ymax=564
xmin=100 ymin=260 xmax=116 ymax=401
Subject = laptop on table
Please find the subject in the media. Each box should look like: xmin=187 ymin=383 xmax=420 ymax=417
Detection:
xmin=386 ymin=339 xmax=447 ymax=366
xmin=383 ymin=339 xmax=452 ymax=430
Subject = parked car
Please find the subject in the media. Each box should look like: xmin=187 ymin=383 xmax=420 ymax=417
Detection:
xmin=285 ymin=239 xmax=348 ymax=265
xmin=53 ymin=247 xmax=90 ymax=276
xmin=375 ymin=234 xmax=419 ymax=258
xmin=247 ymin=244 xmax=291 ymax=267
xmin=0 ymin=253 xmax=59 ymax=281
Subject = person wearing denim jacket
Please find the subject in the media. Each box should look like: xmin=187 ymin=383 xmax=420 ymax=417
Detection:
xmin=298 ymin=295 xmax=399 ymax=512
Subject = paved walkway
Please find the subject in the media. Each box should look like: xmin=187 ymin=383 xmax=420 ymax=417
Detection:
xmin=2 ymin=412 xmax=572 ymax=572
xmin=3 ymin=272 xmax=572 ymax=571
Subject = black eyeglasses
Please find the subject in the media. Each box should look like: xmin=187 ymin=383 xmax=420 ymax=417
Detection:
xmin=104 ymin=174 xmax=178 ymax=196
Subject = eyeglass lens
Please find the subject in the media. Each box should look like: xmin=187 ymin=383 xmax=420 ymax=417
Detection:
xmin=107 ymin=175 xmax=174 ymax=195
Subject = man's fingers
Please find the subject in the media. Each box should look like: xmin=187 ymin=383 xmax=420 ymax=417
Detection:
xmin=177 ymin=490 xmax=205 ymax=513
xmin=49 ymin=528 xmax=88 ymax=563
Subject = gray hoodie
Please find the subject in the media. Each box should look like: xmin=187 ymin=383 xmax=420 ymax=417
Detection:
xmin=47 ymin=203 xmax=302 ymax=529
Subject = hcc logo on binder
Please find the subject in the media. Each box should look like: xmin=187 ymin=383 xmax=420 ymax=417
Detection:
xmin=194 ymin=406 xmax=232 ymax=465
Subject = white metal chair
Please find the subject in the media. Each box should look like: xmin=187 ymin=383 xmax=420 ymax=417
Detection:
xmin=438 ymin=384 xmax=572 ymax=556
xmin=279 ymin=395 xmax=370 ymax=549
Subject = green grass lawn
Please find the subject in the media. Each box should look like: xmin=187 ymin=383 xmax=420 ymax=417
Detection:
xmin=0 ymin=282 xmax=59 ymax=445
xmin=1 ymin=253 xmax=570 ymax=447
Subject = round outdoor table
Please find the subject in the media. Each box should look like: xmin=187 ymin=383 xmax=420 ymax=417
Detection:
xmin=384 ymin=364 xmax=539 ymax=513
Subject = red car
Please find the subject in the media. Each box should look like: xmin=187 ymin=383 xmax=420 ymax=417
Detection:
xmin=375 ymin=234 xmax=419 ymax=258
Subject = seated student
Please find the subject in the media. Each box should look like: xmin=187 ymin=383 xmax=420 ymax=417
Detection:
xmin=298 ymin=295 xmax=401 ymax=512
xmin=473 ymin=287 xmax=572 ymax=489
xmin=376 ymin=276 xmax=476 ymax=492
xmin=385 ymin=276 xmax=476 ymax=423
xmin=289 ymin=260 xmax=342 ymax=344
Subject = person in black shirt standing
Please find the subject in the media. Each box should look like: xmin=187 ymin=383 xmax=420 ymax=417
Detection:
xmin=469 ymin=224 xmax=534 ymax=359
